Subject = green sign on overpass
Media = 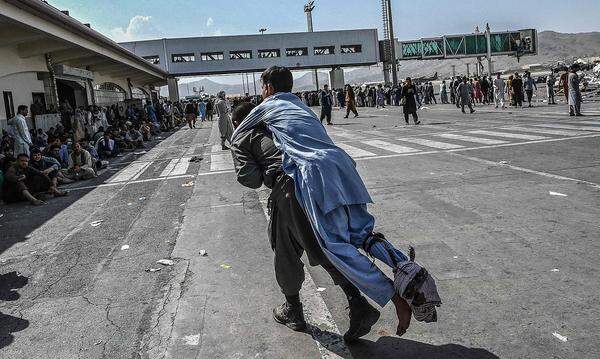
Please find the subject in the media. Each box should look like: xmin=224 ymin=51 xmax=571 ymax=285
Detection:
xmin=398 ymin=29 xmax=537 ymax=60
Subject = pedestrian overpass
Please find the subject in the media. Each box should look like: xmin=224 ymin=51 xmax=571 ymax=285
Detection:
xmin=390 ymin=28 xmax=538 ymax=77
xmin=120 ymin=29 xmax=380 ymax=97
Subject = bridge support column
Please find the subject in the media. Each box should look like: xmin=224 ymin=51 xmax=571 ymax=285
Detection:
xmin=328 ymin=67 xmax=345 ymax=90
xmin=168 ymin=77 xmax=180 ymax=102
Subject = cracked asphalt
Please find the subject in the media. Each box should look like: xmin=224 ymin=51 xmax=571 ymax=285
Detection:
xmin=1 ymin=99 xmax=599 ymax=359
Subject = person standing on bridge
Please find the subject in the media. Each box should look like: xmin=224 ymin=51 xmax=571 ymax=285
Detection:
xmin=215 ymin=91 xmax=234 ymax=150
xmin=318 ymin=84 xmax=333 ymax=125
xmin=231 ymin=66 xmax=440 ymax=341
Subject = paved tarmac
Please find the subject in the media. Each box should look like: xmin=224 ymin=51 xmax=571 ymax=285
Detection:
xmin=1 ymin=99 xmax=599 ymax=359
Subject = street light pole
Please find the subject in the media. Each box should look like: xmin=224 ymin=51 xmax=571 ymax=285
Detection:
xmin=259 ymin=28 xmax=267 ymax=35
xmin=304 ymin=1 xmax=319 ymax=91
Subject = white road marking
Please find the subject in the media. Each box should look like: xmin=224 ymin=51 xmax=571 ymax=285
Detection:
xmin=130 ymin=162 xmax=152 ymax=181
xmin=210 ymin=153 xmax=234 ymax=171
xmin=532 ymin=123 xmax=600 ymax=132
xmin=329 ymin=128 xmax=363 ymax=140
xmin=362 ymin=139 xmax=420 ymax=154
xmin=578 ymin=120 xmax=600 ymax=125
xmin=68 ymin=174 xmax=196 ymax=191
xmin=436 ymin=133 xmax=508 ymax=145
xmin=171 ymin=157 xmax=192 ymax=176
xmin=469 ymin=130 xmax=548 ymax=141
xmin=211 ymin=144 xmax=225 ymax=153
xmin=398 ymin=137 xmax=464 ymax=149
xmin=160 ymin=159 xmax=179 ymax=177
xmin=258 ymin=199 xmax=351 ymax=359
xmin=501 ymin=126 xmax=592 ymax=136
xmin=453 ymin=153 xmax=600 ymax=190
xmin=353 ymin=133 xmax=600 ymax=162
xmin=108 ymin=161 xmax=152 ymax=183
xmin=337 ymin=143 xmax=376 ymax=158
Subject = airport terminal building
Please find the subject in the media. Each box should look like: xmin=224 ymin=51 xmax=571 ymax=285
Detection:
xmin=0 ymin=0 xmax=381 ymax=131
xmin=0 ymin=0 xmax=168 ymax=131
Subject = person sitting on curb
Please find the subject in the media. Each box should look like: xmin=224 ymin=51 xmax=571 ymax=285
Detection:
xmin=67 ymin=142 xmax=96 ymax=181
xmin=2 ymin=153 xmax=67 ymax=205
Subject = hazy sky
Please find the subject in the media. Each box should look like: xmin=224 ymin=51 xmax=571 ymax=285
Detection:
xmin=46 ymin=0 xmax=600 ymax=84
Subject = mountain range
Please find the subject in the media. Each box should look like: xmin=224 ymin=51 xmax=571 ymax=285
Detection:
xmin=171 ymin=31 xmax=600 ymax=96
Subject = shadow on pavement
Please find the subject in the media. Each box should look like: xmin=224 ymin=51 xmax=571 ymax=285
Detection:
xmin=311 ymin=329 xmax=499 ymax=359
xmin=0 ymin=271 xmax=30 ymax=350
xmin=0 ymin=132 xmax=178 ymax=257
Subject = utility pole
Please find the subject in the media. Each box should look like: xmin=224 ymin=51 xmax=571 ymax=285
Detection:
xmin=304 ymin=1 xmax=319 ymax=91
xmin=485 ymin=23 xmax=493 ymax=75
xmin=382 ymin=0 xmax=398 ymax=85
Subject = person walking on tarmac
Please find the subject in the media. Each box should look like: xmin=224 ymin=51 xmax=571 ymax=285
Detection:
xmin=344 ymin=84 xmax=359 ymax=118
xmin=319 ymin=84 xmax=333 ymax=125
xmin=231 ymin=66 xmax=441 ymax=341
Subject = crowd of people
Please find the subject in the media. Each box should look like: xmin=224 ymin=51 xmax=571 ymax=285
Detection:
xmin=0 ymin=97 xmax=208 ymax=206
xmin=292 ymin=63 xmax=586 ymax=127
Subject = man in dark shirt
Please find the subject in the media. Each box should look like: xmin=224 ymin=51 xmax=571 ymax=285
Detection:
xmin=231 ymin=102 xmax=381 ymax=342
xmin=318 ymin=84 xmax=333 ymax=125
xmin=2 ymin=153 xmax=66 ymax=205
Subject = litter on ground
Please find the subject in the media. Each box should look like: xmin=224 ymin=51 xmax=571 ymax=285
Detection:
xmin=145 ymin=268 xmax=161 ymax=273
xmin=182 ymin=181 xmax=195 ymax=187
xmin=157 ymin=259 xmax=174 ymax=266
xmin=499 ymin=160 xmax=509 ymax=165
xmin=138 ymin=197 xmax=146 ymax=201
xmin=199 ymin=250 xmax=208 ymax=256
xmin=551 ymin=268 xmax=560 ymax=272
xmin=220 ymin=264 xmax=231 ymax=269
xmin=90 ymin=220 xmax=104 ymax=227
xmin=189 ymin=156 xmax=204 ymax=163
xmin=316 ymin=287 xmax=326 ymax=292
xmin=549 ymin=191 xmax=568 ymax=197
xmin=134 ymin=151 xmax=147 ymax=155
xmin=552 ymin=332 xmax=568 ymax=342
xmin=121 ymin=245 xmax=130 ymax=251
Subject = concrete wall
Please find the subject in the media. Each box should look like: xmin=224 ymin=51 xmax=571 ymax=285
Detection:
xmin=121 ymin=29 xmax=380 ymax=76
xmin=0 ymin=72 xmax=45 ymax=131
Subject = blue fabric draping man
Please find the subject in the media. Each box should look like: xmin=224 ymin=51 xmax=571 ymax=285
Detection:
xmin=232 ymin=92 xmax=410 ymax=306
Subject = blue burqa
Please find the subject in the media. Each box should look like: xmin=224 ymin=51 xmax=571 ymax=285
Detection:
xmin=232 ymin=92 xmax=408 ymax=306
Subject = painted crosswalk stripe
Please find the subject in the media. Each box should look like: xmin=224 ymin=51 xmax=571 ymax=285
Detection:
xmin=361 ymin=139 xmax=419 ymax=154
xmin=171 ymin=157 xmax=192 ymax=176
xmin=330 ymin=128 xmax=363 ymax=140
xmin=211 ymin=144 xmax=225 ymax=153
xmin=398 ymin=137 xmax=464 ymax=149
xmin=532 ymin=123 xmax=600 ymax=132
xmin=130 ymin=162 xmax=152 ymax=181
xmin=468 ymin=130 xmax=548 ymax=140
xmin=436 ymin=133 xmax=508 ymax=145
xmin=108 ymin=161 xmax=152 ymax=183
xmin=210 ymin=153 xmax=234 ymax=171
xmin=159 ymin=159 xmax=179 ymax=177
xmin=578 ymin=120 xmax=600 ymax=126
xmin=337 ymin=143 xmax=376 ymax=158
xmin=501 ymin=126 xmax=592 ymax=136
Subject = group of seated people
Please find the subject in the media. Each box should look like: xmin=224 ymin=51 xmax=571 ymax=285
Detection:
xmin=0 ymin=121 xmax=158 ymax=206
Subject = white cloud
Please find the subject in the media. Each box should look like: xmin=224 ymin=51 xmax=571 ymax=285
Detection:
xmin=110 ymin=15 xmax=160 ymax=42
xmin=206 ymin=17 xmax=214 ymax=28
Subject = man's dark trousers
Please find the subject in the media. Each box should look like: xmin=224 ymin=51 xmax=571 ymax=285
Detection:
xmin=320 ymin=107 xmax=332 ymax=124
xmin=268 ymin=174 xmax=359 ymax=297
